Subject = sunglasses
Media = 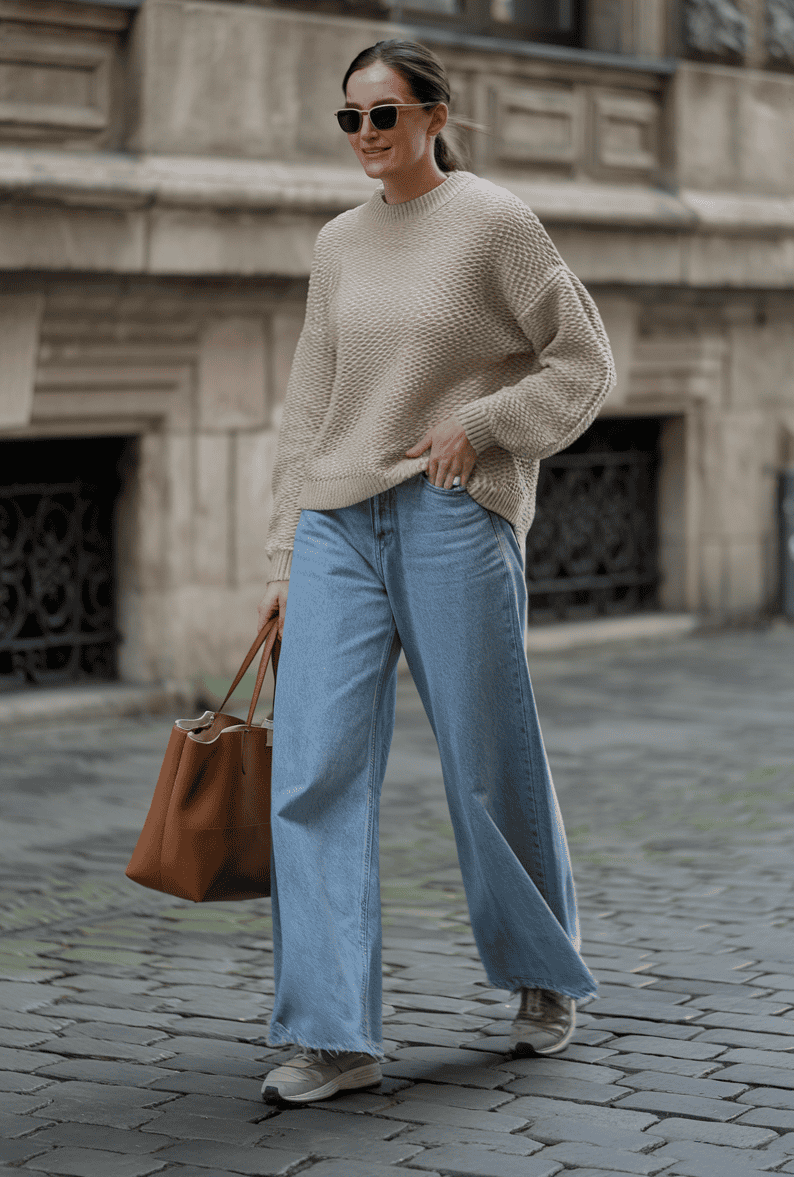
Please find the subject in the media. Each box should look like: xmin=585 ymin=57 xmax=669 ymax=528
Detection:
xmin=334 ymin=102 xmax=436 ymax=134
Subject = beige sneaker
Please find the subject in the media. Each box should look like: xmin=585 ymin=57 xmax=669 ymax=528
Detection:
xmin=508 ymin=988 xmax=576 ymax=1056
xmin=261 ymin=1048 xmax=382 ymax=1105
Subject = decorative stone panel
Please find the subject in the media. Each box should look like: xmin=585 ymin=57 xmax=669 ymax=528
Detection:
xmin=766 ymin=0 xmax=794 ymax=65
xmin=0 ymin=36 xmax=112 ymax=141
xmin=593 ymin=92 xmax=660 ymax=174
xmin=493 ymin=84 xmax=580 ymax=167
xmin=682 ymin=0 xmax=749 ymax=57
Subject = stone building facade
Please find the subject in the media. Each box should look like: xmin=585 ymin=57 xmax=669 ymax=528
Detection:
xmin=0 ymin=0 xmax=793 ymax=691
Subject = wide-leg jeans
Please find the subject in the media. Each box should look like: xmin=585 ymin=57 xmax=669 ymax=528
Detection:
xmin=268 ymin=473 xmax=597 ymax=1056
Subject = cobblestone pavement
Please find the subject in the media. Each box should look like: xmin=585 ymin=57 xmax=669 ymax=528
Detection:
xmin=0 ymin=626 xmax=793 ymax=1177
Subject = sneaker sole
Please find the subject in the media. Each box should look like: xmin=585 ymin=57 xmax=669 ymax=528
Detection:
xmin=262 ymin=1062 xmax=382 ymax=1105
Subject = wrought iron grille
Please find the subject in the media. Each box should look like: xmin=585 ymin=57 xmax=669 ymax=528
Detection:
xmin=0 ymin=442 xmax=122 ymax=690
xmin=526 ymin=418 xmax=660 ymax=624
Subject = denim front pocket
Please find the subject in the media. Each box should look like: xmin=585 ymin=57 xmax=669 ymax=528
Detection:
xmin=421 ymin=472 xmax=467 ymax=495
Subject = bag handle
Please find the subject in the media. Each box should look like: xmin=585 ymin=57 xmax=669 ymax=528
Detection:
xmin=218 ymin=616 xmax=280 ymax=714
xmin=246 ymin=620 xmax=280 ymax=728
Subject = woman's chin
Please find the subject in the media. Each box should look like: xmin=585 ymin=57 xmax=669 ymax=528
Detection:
xmin=359 ymin=150 xmax=394 ymax=177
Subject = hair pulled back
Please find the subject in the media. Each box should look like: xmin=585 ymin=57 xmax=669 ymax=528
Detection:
xmin=342 ymin=39 xmax=462 ymax=173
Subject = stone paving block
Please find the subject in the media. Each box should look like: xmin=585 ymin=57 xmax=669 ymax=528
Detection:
xmin=504 ymin=1095 xmax=658 ymax=1131
xmin=24 ymin=1124 xmax=172 ymax=1154
xmin=613 ymin=1089 xmax=746 ymax=1121
xmin=644 ymin=1116 xmax=777 ymax=1146
xmin=0 ymin=1140 xmax=49 ymax=1166
xmin=398 ymin=1146 xmax=562 ymax=1177
xmin=300 ymin=1163 xmax=441 ymax=1177
xmin=696 ymin=1011 xmax=794 ymax=1036
xmin=388 ymin=1010 xmax=489 ymax=1031
xmin=28 ymin=1080 xmax=176 ymax=1129
xmin=385 ymin=992 xmax=479 ymax=1015
xmin=638 ymin=960 xmax=759 ymax=985
xmin=734 ymin=1104 xmax=794 ymax=1130
xmin=157 ymin=1017 xmax=265 ymax=1042
xmin=60 ymin=1022 xmax=170 ymax=1047
xmin=515 ymin=1115 xmax=655 ymax=1151
xmin=616 ymin=1069 xmax=747 ymax=1098
xmin=538 ymin=1140 xmax=672 ymax=1173
xmin=379 ymin=1098 xmax=528 ymax=1132
xmin=503 ymin=1058 xmax=626 ymax=1084
xmin=712 ymin=1062 xmax=794 ymax=1088
xmin=157 ymin=1093 xmax=269 ymax=1121
xmin=151 ymin=1035 xmax=265 ymax=1060
xmin=0 ymin=1091 xmax=53 ymax=1115
xmin=152 ymin=1140 xmax=320 ymax=1174
xmin=138 ymin=1109 xmax=267 ymax=1144
xmin=501 ymin=1074 xmax=631 ymax=1103
xmin=612 ymin=1053 xmax=717 ymax=1077
xmin=717 ymin=1046 xmax=794 ymax=1068
xmin=0 ymin=1071 xmax=55 ymax=1093
xmin=395 ymin=1082 xmax=516 ymax=1111
xmin=0 ymin=1111 xmax=53 ymax=1137
xmin=558 ymin=1043 xmax=619 ymax=1063
xmin=589 ymin=1018 xmax=702 ymax=1039
xmin=736 ymin=1085 xmax=794 ymax=1108
xmin=36 ymin=1059 xmax=180 ymax=1087
xmin=694 ymin=1026 xmax=794 ymax=1050
xmin=383 ymin=1061 xmax=509 ymax=1088
xmin=585 ymin=999 xmax=697 ymax=1022
xmin=150 ymin=1052 xmax=263 ymax=1078
xmin=0 ymin=1046 xmax=63 ymax=1072
xmin=0 ymin=984 xmax=71 ymax=1012
xmin=0 ymin=1027 xmax=55 ymax=1048
xmin=395 ymin=1124 xmax=542 ymax=1154
xmin=258 ymin=1105 xmax=408 ymax=1140
xmin=379 ymin=1022 xmax=472 ymax=1047
xmin=145 ymin=1071 xmax=259 ymax=1099
xmin=685 ymin=995 xmax=793 ymax=1016
xmin=36 ymin=1005 xmax=176 ymax=1031
xmin=34 ymin=1036 xmax=175 ymax=1065
xmin=23 ymin=1147 xmax=166 ymax=1176
xmin=608 ymin=1036 xmax=725 ymax=1060
xmin=651 ymin=1139 xmax=780 ymax=1173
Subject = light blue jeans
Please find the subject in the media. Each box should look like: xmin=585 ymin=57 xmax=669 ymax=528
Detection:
xmin=269 ymin=473 xmax=596 ymax=1055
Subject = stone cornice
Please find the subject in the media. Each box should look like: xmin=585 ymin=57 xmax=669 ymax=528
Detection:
xmin=3 ymin=150 xmax=794 ymax=236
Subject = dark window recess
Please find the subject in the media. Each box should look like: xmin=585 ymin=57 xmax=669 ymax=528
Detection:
xmin=0 ymin=437 xmax=128 ymax=691
xmin=526 ymin=417 xmax=661 ymax=624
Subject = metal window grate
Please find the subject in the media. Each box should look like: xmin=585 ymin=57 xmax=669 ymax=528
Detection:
xmin=0 ymin=438 xmax=125 ymax=691
xmin=526 ymin=418 xmax=660 ymax=624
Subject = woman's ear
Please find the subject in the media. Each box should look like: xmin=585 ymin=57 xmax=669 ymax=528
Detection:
xmin=427 ymin=103 xmax=448 ymax=137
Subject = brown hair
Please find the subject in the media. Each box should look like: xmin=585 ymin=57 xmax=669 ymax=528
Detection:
xmin=342 ymin=39 xmax=463 ymax=173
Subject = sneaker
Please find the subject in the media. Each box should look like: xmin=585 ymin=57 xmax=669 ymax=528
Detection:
xmin=508 ymin=988 xmax=576 ymax=1056
xmin=261 ymin=1048 xmax=382 ymax=1105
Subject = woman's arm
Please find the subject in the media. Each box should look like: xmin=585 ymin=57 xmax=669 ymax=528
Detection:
xmin=455 ymin=209 xmax=616 ymax=461
xmin=264 ymin=232 xmax=337 ymax=583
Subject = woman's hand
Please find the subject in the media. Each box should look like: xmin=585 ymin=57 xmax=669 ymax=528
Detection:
xmin=258 ymin=580 xmax=289 ymax=639
xmin=405 ymin=415 xmax=477 ymax=488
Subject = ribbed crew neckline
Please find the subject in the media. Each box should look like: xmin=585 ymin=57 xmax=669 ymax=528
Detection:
xmin=366 ymin=169 xmax=476 ymax=226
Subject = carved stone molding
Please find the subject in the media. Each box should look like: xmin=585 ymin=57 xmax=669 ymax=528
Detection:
xmin=493 ymin=84 xmax=580 ymax=167
xmin=593 ymin=93 xmax=660 ymax=174
xmin=767 ymin=0 xmax=794 ymax=64
xmin=683 ymin=0 xmax=748 ymax=56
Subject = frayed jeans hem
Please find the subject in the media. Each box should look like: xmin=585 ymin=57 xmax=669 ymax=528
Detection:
xmin=268 ymin=1023 xmax=384 ymax=1060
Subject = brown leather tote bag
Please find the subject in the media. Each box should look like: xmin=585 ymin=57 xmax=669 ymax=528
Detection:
xmin=125 ymin=618 xmax=281 ymax=902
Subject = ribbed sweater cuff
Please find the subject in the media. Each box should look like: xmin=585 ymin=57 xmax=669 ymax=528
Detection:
xmin=268 ymin=549 xmax=293 ymax=582
xmin=455 ymin=402 xmax=497 ymax=455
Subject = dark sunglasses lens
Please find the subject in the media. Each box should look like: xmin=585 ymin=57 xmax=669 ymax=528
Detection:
xmin=336 ymin=110 xmax=362 ymax=133
xmin=370 ymin=105 xmax=398 ymax=130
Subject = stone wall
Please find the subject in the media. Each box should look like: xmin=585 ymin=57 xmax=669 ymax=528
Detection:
xmin=1 ymin=0 xmax=793 ymax=688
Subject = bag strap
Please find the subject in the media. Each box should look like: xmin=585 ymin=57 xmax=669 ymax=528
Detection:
xmin=219 ymin=616 xmax=279 ymax=714
xmin=246 ymin=620 xmax=280 ymax=728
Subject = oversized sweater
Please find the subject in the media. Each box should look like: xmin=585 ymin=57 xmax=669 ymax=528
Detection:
xmin=265 ymin=170 xmax=615 ymax=582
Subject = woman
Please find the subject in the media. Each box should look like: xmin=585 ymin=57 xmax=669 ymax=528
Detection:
xmin=257 ymin=39 xmax=614 ymax=1105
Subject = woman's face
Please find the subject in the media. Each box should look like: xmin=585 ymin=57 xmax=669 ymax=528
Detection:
xmin=343 ymin=62 xmax=445 ymax=182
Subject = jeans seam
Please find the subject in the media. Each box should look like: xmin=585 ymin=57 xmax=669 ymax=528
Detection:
xmin=486 ymin=509 xmax=550 ymax=900
xmin=357 ymin=605 xmax=395 ymax=1055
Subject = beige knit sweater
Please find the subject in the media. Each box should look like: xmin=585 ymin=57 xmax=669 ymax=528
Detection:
xmin=266 ymin=170 xmax=615 ymax=582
